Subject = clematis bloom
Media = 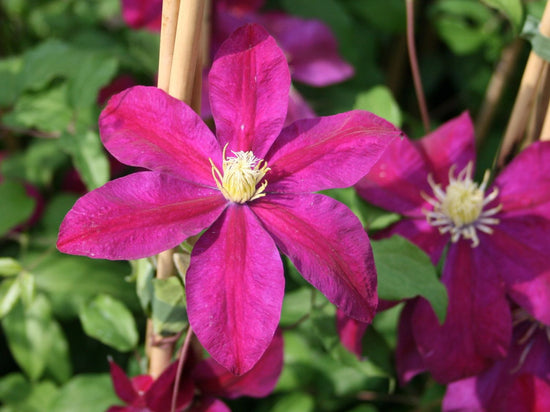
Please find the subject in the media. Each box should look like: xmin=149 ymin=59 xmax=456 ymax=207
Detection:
xmin=355 ymin=112 xmax=550 ymax=383
xmin=57 ymin=24 xmax=400 ymax=374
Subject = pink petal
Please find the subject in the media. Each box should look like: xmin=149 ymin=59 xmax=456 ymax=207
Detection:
xmin=266 ymin=111 xmax=401 ymax=193
xmin=336 ymin=309 xmax=368 ymax=358
xmin=495 ymin=141 xmax=550 ymax=218
xmin=395 ymin=300 xmax=427 ymax=384
xmin=145 ymin=361 xmax=194 ymax=412
xmin=251 ymin=193 xmax=377 ymax=323
xmin=485 ymin=216 xmax=550 ymax=325
xmin=412 ymin=240 xmax=512 ymax=383
xmin=355 ymin=135 xmax=433 ymax=218
xmin=190 ymin=397 xmax=231 ymax=412
xmin=108 ymin=360 xmax=139 ymax=403
xmin=209 ymin=24 xmax=290 ymax=158
xmin=57 ymin=172 xmax=227 ymax=260
xmin=415 ymin=112 xmax=476 ymax=186
xmin=285 ymin=87 xmax=316 ymax=126
xmin=186 ymin=205 xmax=284 ymax=375
xmin=99 ymin=86 xmax=222 ymax=186
xmin=259 ymin=13 xmax=354 ymax=86
xmin=442 ymin=377 xmax=483 ymax=411
xmin=121 ymin=0 xmax=162 ymax=31
xmin=193 ymin=329 xmax=283 ymax=398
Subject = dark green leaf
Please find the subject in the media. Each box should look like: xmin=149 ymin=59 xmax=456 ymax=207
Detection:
xmin=79 ymin=294 xmax=138 ymax=351
xmin=0 ymin=374 xmax=59 ymax=412
xmin=0 ymin=180 xmax=36 ymax=236
xmin=151 ymin=277 xmax=187 ymax=336
xmin=343 ymin=0 xmax=406 ymax=33
xmin=68 ymin=54 xmax=118 ymax=109
xmin=482 ymin=0 xmax=524 ymax=33
xmin=0 ymin=57 xmax=22 ymax=106
xmin=50 ymin=374 xmax=119 ymax=412
xmin=372 ymin=236 xmax=448 ymax=323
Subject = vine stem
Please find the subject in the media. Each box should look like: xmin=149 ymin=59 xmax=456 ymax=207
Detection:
xmin=498 ymin=0 xmax=550 ymax=163
xmin=171 ymin=326 xmax=194 ymax=412
xmin=405 ymin=0 xmax=430 ymax=133
xmin=148 ymin=0 xmax=206 ymax=379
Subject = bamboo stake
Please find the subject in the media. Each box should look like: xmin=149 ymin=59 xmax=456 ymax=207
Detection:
xmin=498 ymin=1 xmax=550 ymax=163
xmin=157 ymin=0 xmax=181 ymax=93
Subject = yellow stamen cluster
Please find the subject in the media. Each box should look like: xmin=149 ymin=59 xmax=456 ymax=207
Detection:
xmin=210 ymin=145 xmax=270 ymax=204
xmin=422 ymin=162 xmax=501 ymax=247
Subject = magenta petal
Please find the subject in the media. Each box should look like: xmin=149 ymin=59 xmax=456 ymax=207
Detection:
xmin=251 ymin=193 xmax=377 ymax=323
xmin=190 ymin=397 xmax=231 ymax=412
xmin=442 ymin=377 xmax=484 ymax=412
xmin=209 ymin=24 xmax=290 ymax=157
xmin=99 ymin=86 xmax=221 ymax=185
xmin=108 ymin=360 xmax=138 ymax=404
xmin=57 ymin=172 xmax=227 ymax=260
xmin=186 ymin=205 xmax=284 ymax=375
xmin=336 ymin=309 xmax=368 ymax=358
xmin=412 ymin=241 xmax=512 ymax=383
xmin=285 ymin=87 xmax=316 ymax=126
xmin=121 ymin=0 xmax=162 ymax=31
xmin=266 ymin=111 xmax=401 ymax=193
xmin=415 ymin=112 xmax=476 ymax=185
xmin=495 ymin=141 xmax=550 ymax=217
xmin=145 ymin=361 xmax=194 ymax=412
xmin=395 ymin=300 xmax=426 ymax=384
xmin=260 ymin=13 xmax=353 ymax=86
xmin=193 ymin=329 xmax=283 ymax=399
xmin=355 ymin=136 xmax=432 ymax=218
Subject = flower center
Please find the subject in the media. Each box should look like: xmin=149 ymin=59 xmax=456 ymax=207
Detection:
xmin=510 ymin=309 xmax=550 ymax=373
xmin=210 ymin=144 xmax=270 ymax=204
xmin=422 ymin=162 xmax=502 ymax=247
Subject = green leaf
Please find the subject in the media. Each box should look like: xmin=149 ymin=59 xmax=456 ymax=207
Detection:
xmin=17 ymin=271 xmax=36 ymax=307
xmin=372 ymin=235 xmax=448 ymax=323
xmin=59 ymin=129 xmax=110 ymax=190
xmin=482 ymin=0 xmax=524 ymax=33
xmin=2 ymin=84 xmax=73 ymax=133
xmin=79 ymin=294 xmax=138 ymax=351
xmin=38 ymin=193 xmax=79 ymax=236
xmin=271 ymin=392 xmax=315 ymax=412
xmin=44 ymin=319 xmax=72 ymax=383
xmin=68 ymin=54 xmax=118 ymax=109
xmin=0 ymin=180 xmax=36 ymax=236
xmin=2 ymin=296 xmax=53 ymax=380
xmin=131 ymin=258 xmax=155 ymax=314
xmin=50 ymin=374 xmax=119 ymax=412
xmin=522 ymin=15 xmax=550 ymax=61
xmin=0 ymin=258 xmax=23 ymax=276
xmin=0 ymin=279 xmax=21 ymax=318
xmin=280 ymin=287 xmax=311 ymax=326
xmin=0 ymin=57 xmax=23 ymax=106
xmin=353 ymin=85 xmax=402 ymax=127
xmin=151 ymin=277 xmax=188 ymax=336
xmin=0 ymin=374 xmax=59 ymax=412
xmin=343 ymin=0 xmax=406 ymax=33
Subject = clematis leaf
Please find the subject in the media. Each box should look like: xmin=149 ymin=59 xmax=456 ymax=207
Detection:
xmin=482 ymin=0 xmax=524 ymax=33
xmin=50 ymin=374 xmax=119 ymax=412
xmin=131 ymin=258 xmax=155 ymax=314
xmin=522 ymin=15 xmax=550 ymax=61
xmin=0 ymin=279 xmax=21 ymax=318
xmin=0 ymin=374 xmax=59 ymax=412
xmin=79 ymin=294 xmax=138 ymax=352
xmin=0 ymin=180 xmax=36 ymax=236
xmin=0 ymin=56 xmax=22 ymax=106
xmin=353 ymin=85 xmax=402 ymax=128
xmin=151 ymin=277 xmax=188 ymax=336
xmin=17 ymin=271 xmax=36 ymax=307
xmin=280 ymin=287 xmax=311 ymax=326
xmin=0 ymin=257 xmax=23 ymax=276
xmin=372 ymin=235 xmax=448 ymax=324
xmin=68 ymin=54 xmax=118 ymax=109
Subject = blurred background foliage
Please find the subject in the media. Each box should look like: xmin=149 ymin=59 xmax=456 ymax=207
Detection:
xmin=0 ymin=0 xmax=545 ymax=410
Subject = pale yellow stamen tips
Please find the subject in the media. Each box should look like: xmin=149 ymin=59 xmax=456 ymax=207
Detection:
xmin=422 ymin=162 xmax=502 ymax=247
xmin=210 ymin=144 xmax=270 ymax=204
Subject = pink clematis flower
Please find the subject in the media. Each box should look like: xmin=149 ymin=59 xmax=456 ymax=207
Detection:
xmin=120 ymin=0 xmax=353 ymax=123
xmin=108 ymin=330 xmax=284 ymax=411
xmin=57 ymin=24 xmax=400 ymax=374
xmin=442 ymin=308 xmax=550 ymax=412
xmin=355 ymin=112 xmax=550 ymax=383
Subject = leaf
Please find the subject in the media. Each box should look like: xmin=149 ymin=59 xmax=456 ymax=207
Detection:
xmin=0 ymin=279 xmax=21 ymax=318
xmin=280 ymin=287 xmax=311 ymax=326
xmin=79 ymin=294 xmax=138 ymax=352
xmin=2 ymin=84 xmax=73 ymax=133
xmin=50 ymin=374 xmax=119 ymax=412
xmin=131 ymin=258 xmax=155 ymax=314
xmin=372 ymin=235 xmax=448 ymax=323
xmin=0 ymin=258 xmax=23 ymax=276
xmin=68 ymin=54 xmax=118 ymax=109
xmin=522 ymin=15 xmax=550 ymax=62
xmin=0 ymin=56 xmax=22 ymax=106
xmin=343 ymin=0 xmax=406 ymax=33
xmin=271 ymin=392 xmax=315 ymax=412
xmin=353 ymin=85 xmax=402 ymax=127
xmin=482 ymin=0 xmax=524 ymax=33
xmin=0 ymin=180 xmax=36 ymax=236
xmin=44 ymin=319 xmax=73 ymax=383
xmin=151 ymin=277 xmax=188 ymax=336
xmin=0 ymin=374 xmax=59 ymax=412
xmin=59 ymin=129 xmax=110 ymax=190
xmin=17 ymin=271 xmax=36 ymax=307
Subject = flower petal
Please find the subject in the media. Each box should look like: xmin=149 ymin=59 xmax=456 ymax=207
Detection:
xmin=186 ymin=205 xmax=284 ymax=375
xmin=336 ymin=309 xmax=368 ymax=358
xmin=285 ymin=87 xmax=316 ymax=126
xmin=99 ymin=86 xmax=221 ymax=185
xmin=495 ymin=141 xmax=550 ymax=218
xmin=355 ymin=135 xmax=432 ymax=218
xmin=145 ymin=360 xmax=194 ymax=411
xmin=266 ymin=111 xmax=401 ymax=193
xmin=251 ymin=193 xmax=377 ymax=323
xmin=108 ymin=360 xmax=139 ymax=404
xmin=483 ymin=216 xmax=550 ymax=325
xmin=412 ymin=240 xmax=512 ymax=383
xmin=258 ymin=13 xmax=354 ymax=86
xmin=209 ymin=24 xmax=290 ymax=158
xmin=193 ymin=329 xmax=283 ymax=398
xmin=415 ymin=112 xmax=476 ymax=185
xmin=395 ymin=300 xmax=426 ymax=384
xmin=57 ymin=172 xmax=227 ymax=260
xmin=121 ymin=0 xmax=161 ymax=31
